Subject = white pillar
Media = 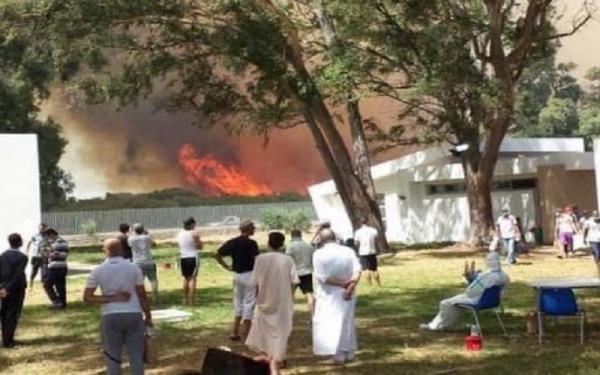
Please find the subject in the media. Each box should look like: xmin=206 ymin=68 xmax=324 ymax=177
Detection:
xmin=593 ymin=139 xmax=600 ymax=211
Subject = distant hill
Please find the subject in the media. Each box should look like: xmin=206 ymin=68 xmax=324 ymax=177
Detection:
xmin=51 ymin=188 xmax=310 ymax=212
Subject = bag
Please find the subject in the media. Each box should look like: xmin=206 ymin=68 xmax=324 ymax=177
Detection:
xmin=201 ymin=348 xmax=270 ymax=375
xmin=144 ymin=333 xmax=158 ymax=366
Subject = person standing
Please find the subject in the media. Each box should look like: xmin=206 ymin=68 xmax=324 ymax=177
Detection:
xmin=118 ymin=223 xmax=133 ymax=261
xmin=128 ymin=224 xmax=158 ymax=301
xmin=84 ymin=238 xmax=152 ymax=375
xmin=354 ymin=220 xmax=381 ymax=286
xmin=0 ymin=234 xmax=28 ymax=348
xmin=246 ymin=232 xmax=299 ymax=375
xmin=26 ymin=223 xmax=48 ymax=289
xmin=286 ymin=229 xmax=315 ymax=314
xmin=312 ymin=229 xmax=361 ymax=365
xmin=44 ymin=229 xmax=69 ymax=308
xmin=583 ymin=211 xmax=600 ymax=275
xmin=556 ymin=206 xmax=579 ymax=258
xmin=495 ymin=208 xmax=520 ymax=265
xmin=177 ymin=217 xmax=202 ymax=305
xmin=215 ymin=220 xmax=259 ymax=342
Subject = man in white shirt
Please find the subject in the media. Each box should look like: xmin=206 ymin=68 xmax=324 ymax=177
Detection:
xmin=84 ymin=238 xmax=152 ymax=375
xmin=354 ymin=221 xmax=380 ymax=286
xmin=286 ymin=229 xmax=315 ymax=314
xmin=496 ymin=208 xmax=520 ymax=265
xmin=312 ymin=229 xmax=361 ymax=365
xmin=583 ymin=210 xmax=600 ymax=275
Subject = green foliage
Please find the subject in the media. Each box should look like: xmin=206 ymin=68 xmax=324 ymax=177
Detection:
xmin=78 ymin=219 xmax=97 ymax=239
xmin=536 ymin=98 xmax=579 ymax=137
xmin=0 ymin=21 xmax=73 ymax=210
xmin=53 ymin=188 xmax=309 ymax=211
xmin=259 ymin=208 xmax=312 ymax=232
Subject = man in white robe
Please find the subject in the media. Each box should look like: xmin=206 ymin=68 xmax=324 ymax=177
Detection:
xmin=312 ymin=229 xmax=361 ymax=365
xmin=421 ymin=252 xmax=509 ymax=331
xmin=246 ymin=232 xmax=299 ymax=375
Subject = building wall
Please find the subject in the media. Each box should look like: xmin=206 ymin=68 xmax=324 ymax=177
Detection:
xmin=537 ymin=165 xmax=598 ymax=243
xmin=0 ymin=134 xmax=41 ymax=245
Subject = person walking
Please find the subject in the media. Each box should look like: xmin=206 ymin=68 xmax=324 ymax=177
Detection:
xmin=215 ymin=220 xmax=259 ymax=342
xmin=354 ymin=220 xmax=381 ymax=286
xmin=177 ymin=217 xmax=202 ymax=305
xmin=496 ymin=208 xmax=520 ymax=265
xmin=312 ymin=229 xmax=361 ymax=365
xmin=118 ymin=223 xmax=133 ymax=261
xmin=84 ymin=238 xmax=152 ymax=375
xmin=128 ymin=224 xmax=158 ymax=301
xmin=0 ymin=233 xmax=28 ymax=348
xmin=583 ymin=211 xmax=600 ymax=275
xmin=246 ymin=232 xmax=299 ymax=375
xmin=25 ymin=223 xmax=48 ymax=290
xmin=556 ymin=206 xmax=579 ymax=258
xmin=44 ymin=229 xmax=69 ymax=308
xmin=285 ymin=229 xmax=315 ymax=314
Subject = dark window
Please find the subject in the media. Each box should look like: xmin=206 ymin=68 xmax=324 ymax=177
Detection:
xmin=426 ymin=178 xmax=537 ymax=196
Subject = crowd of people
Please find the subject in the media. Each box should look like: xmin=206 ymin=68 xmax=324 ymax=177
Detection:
xmin=0 ymin=217 xmax=381 ymax=374
xmin=1 ymin=205 xmax=600 ymax=373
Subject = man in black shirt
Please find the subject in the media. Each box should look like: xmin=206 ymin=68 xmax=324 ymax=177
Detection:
xmin=117 ymin=223 xmax=133 ymax=261
xmin=0 ymin=233 xmax=28 ymax=348
xmin=215 ymin=220 xmax=259 ymax=342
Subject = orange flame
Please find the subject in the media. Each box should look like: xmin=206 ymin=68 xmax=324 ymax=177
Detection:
xmin=178 ymin=143 xmax=274 ymax=196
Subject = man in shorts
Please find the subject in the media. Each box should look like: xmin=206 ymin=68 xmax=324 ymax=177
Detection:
xmin=215 ymin=220 xmax=259 ymax=342
xmin=286 ymin=229 xmax=315 ymax=314
xmin=177 ymin=217 xmax=202 ymax=305
xmin=354 ymin=220 xmax=380 ymax=286
xmin=128 ymin=224 xmax=158 ymax=301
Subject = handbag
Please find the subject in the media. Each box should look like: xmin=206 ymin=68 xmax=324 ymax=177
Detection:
xmin=144 ymin=331 xmax=158 ymax=366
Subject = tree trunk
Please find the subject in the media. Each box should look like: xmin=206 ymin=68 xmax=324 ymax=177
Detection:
xmin=347 ymin=99 xmax=389 ymax=251
xmin=463 ymin=153 xmax=495 ymax=245
xmin=314 ymin=0 xmax=389 ymax=250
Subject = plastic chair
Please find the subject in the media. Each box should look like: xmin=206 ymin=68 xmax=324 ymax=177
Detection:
xmin=456 ymin=285 xmax=508 ymax=339
xmin=537 ymin=288 xmax=586 ymax=345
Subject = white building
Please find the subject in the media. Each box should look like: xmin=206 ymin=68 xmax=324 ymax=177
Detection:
xmin=309 ymin=138 xmax=598 ymax=244
xmin=0 ymin=134 xmax=42 ymax=246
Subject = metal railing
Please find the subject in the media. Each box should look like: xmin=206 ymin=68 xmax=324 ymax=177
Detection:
xmin=42 ymin=201 xmax=316 ymax=235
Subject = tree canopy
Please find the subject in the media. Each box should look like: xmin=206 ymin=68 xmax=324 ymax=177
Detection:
xmin=0 ymin=25 xmax=73 ymax=209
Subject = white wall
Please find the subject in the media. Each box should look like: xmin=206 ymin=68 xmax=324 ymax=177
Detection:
xmin=0 ymin=134 xmax=41 ymax=249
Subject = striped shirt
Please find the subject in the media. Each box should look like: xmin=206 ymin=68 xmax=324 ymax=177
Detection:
xmin=48 ymin=238 xmax=69 ymax=268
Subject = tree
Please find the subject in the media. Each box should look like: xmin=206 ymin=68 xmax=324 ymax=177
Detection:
xmin=1 ymin=0 xmax=388 ymax=247
xmin=0 ymin=28 xmax=73 ymax=210
xmin=331 ymin=0 xmax=594 ymax=243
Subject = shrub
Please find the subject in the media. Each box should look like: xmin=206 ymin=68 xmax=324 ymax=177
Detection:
xmin=79 ymin=220 xmax=97 ymax=238
xmin=259 ymin=209 xmax=312 ymax=232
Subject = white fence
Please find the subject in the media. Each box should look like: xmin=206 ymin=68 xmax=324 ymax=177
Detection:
xmin=42 ymin=201 xmax=316 ymax=235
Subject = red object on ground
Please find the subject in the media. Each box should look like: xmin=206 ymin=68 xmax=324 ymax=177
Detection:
xmin=465 ymin=335 xmax=482 ymax=351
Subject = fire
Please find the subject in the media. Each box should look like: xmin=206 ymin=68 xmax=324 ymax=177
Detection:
xmin=178 ymin=143 xmax=274 ymax=196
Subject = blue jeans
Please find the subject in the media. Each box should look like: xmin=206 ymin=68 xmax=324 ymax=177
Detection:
xmin=502 ymin=238 xmax=516 ymax=263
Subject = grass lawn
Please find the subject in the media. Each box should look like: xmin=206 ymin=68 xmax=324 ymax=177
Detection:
xmin=2 ymin=242 xmax=600 ymax=374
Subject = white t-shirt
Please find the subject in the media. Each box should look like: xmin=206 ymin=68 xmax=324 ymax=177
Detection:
xmin=557 ymin=214 xmax=577 ymax=234
xmin=354 ymin=225 xmax=378 ymax=256
xmin=496 ymin=215 xmax=517 ymax=239
xmin=177 ymin=230 xmax=199 ymax=259
xmin=85 ymin=256 xmax=144 ymax=315
xmin=128 ymin=234 xmax=154 ymax=264
xmin=585 ymin=219 xmax=600 ymax=243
